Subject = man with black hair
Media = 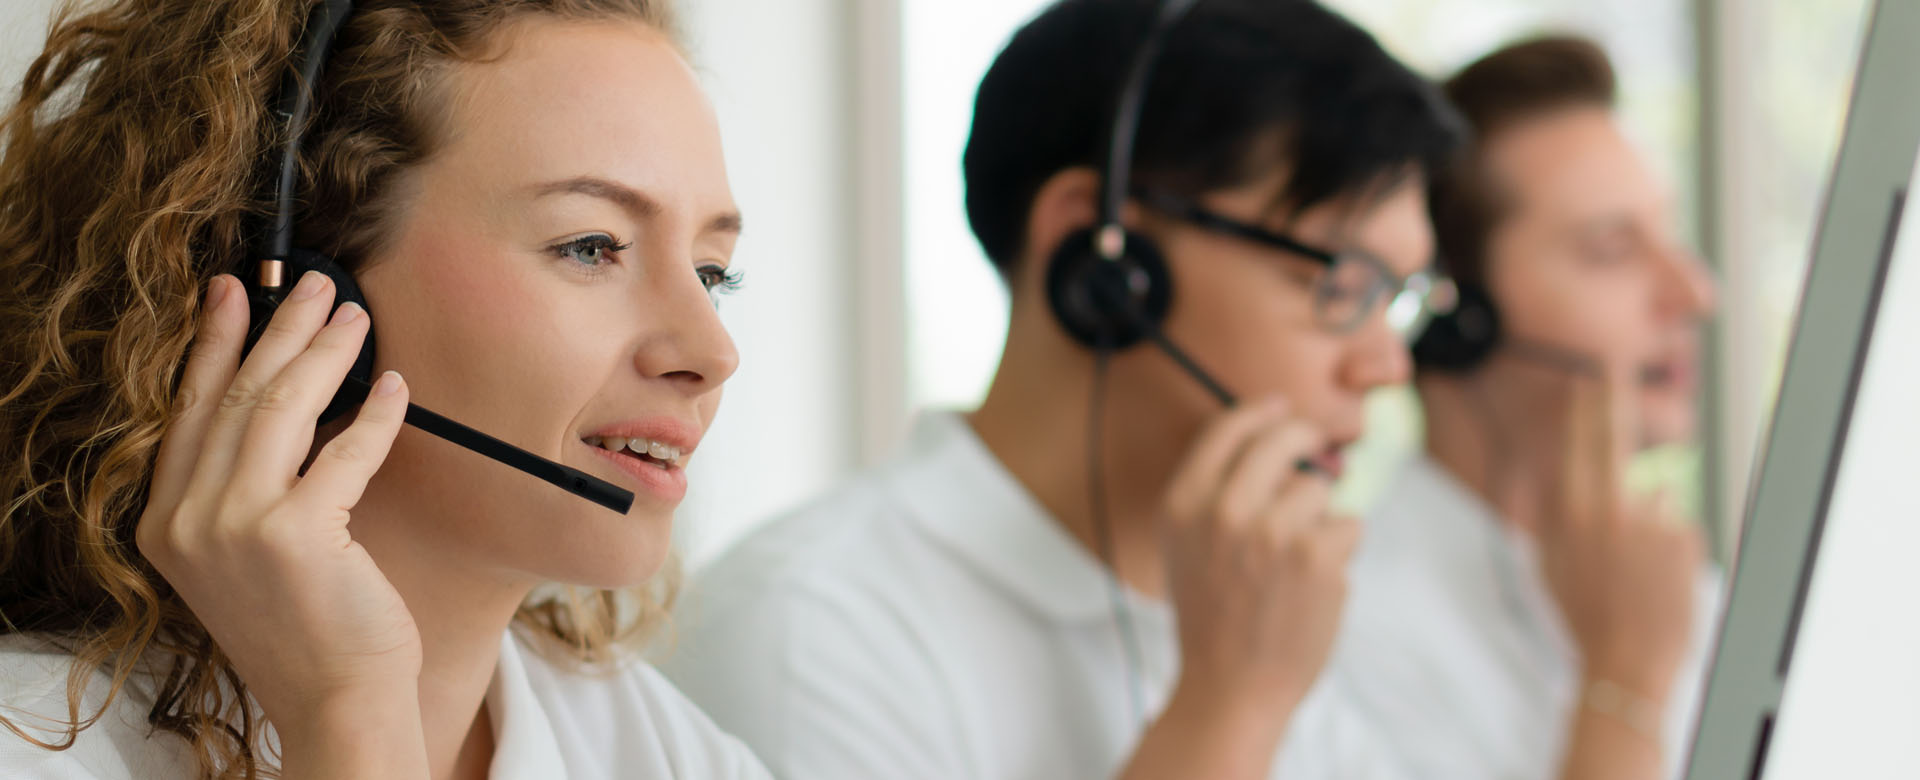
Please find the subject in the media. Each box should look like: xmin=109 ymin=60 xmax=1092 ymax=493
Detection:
xmin=663 ymin=1 xmax=1461 ymax=777
xmin=1331 ymin=36 xmax=1721 ymax=780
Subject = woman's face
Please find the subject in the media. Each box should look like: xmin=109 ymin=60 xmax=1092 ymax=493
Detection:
xmin=352 ymin=16 xmax=739 ymax=589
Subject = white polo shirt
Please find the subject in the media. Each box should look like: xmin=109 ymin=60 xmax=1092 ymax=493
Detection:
xmin=1330 ymin=456 xmax=1722 ymax=780
xmin=660 ymin=412 xmax=1409 ymax=779
xmin=0 ymin=627 xmax=770 ymax=779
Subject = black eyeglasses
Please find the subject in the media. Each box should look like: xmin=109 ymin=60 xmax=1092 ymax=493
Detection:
xmin=1137 ymin=190 xmax=1455 ymax=342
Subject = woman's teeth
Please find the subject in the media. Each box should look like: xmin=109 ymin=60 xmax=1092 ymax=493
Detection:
xmin=583 ymin=436 xmax=685 ymax=468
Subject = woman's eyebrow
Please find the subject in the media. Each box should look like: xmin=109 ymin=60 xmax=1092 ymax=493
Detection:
xmin=527 ymin=176 xmax=663 ymax=218
xmin=525 ymin=176 xmax=742 ymax=236
xmin=707 ymin=212 xmax=743 ymax=237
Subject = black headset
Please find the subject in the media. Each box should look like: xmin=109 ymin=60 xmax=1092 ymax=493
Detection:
xmin=239 ymin=0 xmax=633 ymax=514
xmin=1410 ymin=277 xmax=1503 ymax=373
xmin=1048 ymin=0 xmax=1263 ymax=728
xmin=1043 ymin=0 xmax=1237 ymax=407
xmin=1413 ymin=264 xmax=1618 ymax=377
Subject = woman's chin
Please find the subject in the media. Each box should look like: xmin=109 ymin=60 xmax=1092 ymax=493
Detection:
xmin=537 ymin=509 xmax=676 ymax=590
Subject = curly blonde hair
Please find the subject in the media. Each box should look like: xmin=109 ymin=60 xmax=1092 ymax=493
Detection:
xmin=0 ymin=1 xmax=681 ymax=776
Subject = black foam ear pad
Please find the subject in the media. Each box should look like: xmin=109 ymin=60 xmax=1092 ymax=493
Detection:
xmin=241 ymin=248 xmax=378 ymax=425
xmin=1045 ymin=227 xmax=1174 ymax=351
xmin=1412 ymin=279 xmax=1501 ymax=373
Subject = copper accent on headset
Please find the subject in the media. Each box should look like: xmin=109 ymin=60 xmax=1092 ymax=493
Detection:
xmin=1097 ymin=224 xmax=1128 ymax=260
xmin=257 ymin=258 xmax=285 ymax=290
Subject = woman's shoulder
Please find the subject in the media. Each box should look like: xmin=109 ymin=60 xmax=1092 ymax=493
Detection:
xmin=506 ymin=630 xmax=771 ymax=780
xmin=0 ymin=635 xmax=197 ymax=779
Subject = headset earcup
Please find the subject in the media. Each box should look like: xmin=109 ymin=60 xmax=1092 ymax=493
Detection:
xmin=1045 ymin=228 xmax=1174 ymax=350
xmin=289 ymin=249 xmax=378 ymax=425
xmin=1412 ymin=279 xmax=1501 ymax=373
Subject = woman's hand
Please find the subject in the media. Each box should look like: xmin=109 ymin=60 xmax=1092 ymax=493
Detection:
xmin=136 ymin=271 xmax=429 ymax=777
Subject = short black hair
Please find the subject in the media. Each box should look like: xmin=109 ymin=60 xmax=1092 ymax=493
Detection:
xmin=962 ymin=0 xmax=1465 ymax=279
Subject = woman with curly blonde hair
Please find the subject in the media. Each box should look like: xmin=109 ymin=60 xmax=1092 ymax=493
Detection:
xmin=0 ymin=1 xmax=766 ymax=778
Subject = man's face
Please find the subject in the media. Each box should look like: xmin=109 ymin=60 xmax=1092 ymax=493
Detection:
xmin=1123 ymin=172 xmax=1435 ymax=477
xmin=1480 ymin=107 xmax=1717 ymax=446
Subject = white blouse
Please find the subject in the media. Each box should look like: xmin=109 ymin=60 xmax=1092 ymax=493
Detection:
xmin=0 ymin=627 xmax=770 ymax=779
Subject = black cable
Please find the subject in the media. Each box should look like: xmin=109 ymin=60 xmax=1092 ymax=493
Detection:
xmin=1089 ymin=346 xmax=1148 ymax=727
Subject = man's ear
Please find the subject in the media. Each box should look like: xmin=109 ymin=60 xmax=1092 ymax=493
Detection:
xmin=1014 ymin=167 xmax=1105 ymax=295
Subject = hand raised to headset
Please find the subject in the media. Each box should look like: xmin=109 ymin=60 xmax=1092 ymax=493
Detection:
xmin=1121 ymin=398 xmax=1359 ymax=780
xmin=136 ymin=271 xmax=430 ymax=777
xmin=1534 ymin=374 xmax=1702 ymax=707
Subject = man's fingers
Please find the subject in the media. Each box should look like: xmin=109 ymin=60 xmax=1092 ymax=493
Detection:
xmin=1213 ymin=421 xmax=1324 ymax=532
xmin=1550 ymin=376 xmax=1615 ymax=534
xmin=1313 ymin=513 xmax=1363 ymax=566
xmin=1163 ymin=398 xmax=1291 ymax=522
xmin=1261 ymin=474 xmax=1335 ymax=541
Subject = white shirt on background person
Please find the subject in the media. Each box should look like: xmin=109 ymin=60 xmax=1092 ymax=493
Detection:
xmin=1330 ymin=456 xmax=1722 ymax=780
xmin=658 ymin=412 xmax=1411 ymax=779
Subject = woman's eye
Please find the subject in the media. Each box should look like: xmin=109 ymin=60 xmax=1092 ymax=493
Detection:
xmin=551 ymin=234 xmax=631 ymax=267
xmin=698 ymin=264 xmax=745 ymax=299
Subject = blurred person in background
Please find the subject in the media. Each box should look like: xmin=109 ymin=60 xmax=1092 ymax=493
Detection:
xmin=1332 ymin=35 xmax=1722 ymax=780
xmin=659 ymin=0 xmax=1464 ymax=777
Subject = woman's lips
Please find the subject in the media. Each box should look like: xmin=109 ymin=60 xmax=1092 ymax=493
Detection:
xmin=583 ymin=442 xmax=688 ymax=505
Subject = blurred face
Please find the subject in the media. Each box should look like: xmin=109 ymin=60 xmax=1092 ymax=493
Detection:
xmin=1129 ymin=172 xmax=1434 ymax=476
xmin=1480 ymin=107 xmax=1716 ymax=446
xmin=353 ymin=17 xmax=740 ymax=589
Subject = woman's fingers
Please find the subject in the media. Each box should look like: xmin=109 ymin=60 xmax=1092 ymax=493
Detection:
xmin=138 ymin=276 xmax=249 ymax=564
xmin=140 ymin=276 xmax=248 ymax=551
xmin=227 ymin=302 xmax=374 ymax=494
xmin=288 ymin=371 xmax=409 ymax=515
xmin=181 ymin=270 xmax=337 ymax=508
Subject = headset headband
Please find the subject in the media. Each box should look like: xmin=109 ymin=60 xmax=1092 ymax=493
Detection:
xmin=264 ymin=0 xmax=354 ymax=267
xmin=1096 ymin=0 xmax=1204 ymax=261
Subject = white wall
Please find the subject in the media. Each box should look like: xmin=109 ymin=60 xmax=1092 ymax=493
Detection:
xmin=0 ymin=0 xmax=59 ymax=99
xmin=674 ymin=0 xmax=875 ymax=565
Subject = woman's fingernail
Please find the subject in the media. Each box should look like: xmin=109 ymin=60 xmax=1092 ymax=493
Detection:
xmin=206 ymin=276 xmax=230 ymax=308
xmin=290 ymin=270 xmax=327 ymax=301
xmin=333 ymin=302 xmax=365 ymax=324
xmin=373 ymin=370 xmax=403 ymax=396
